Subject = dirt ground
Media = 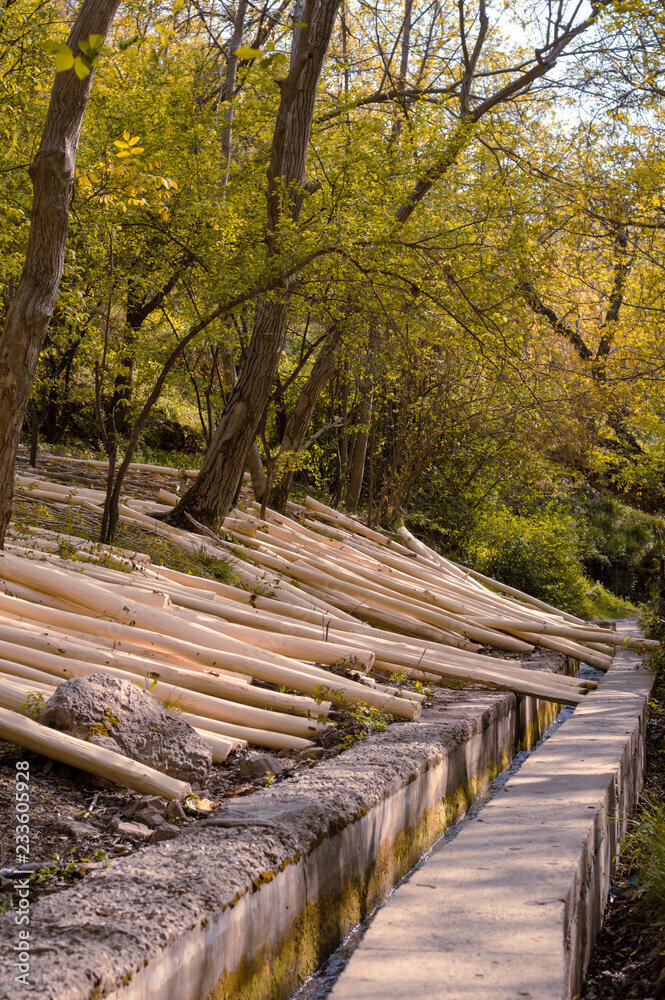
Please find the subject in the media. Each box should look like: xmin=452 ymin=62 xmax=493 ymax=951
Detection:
xmin=579 ymin=693 xmax=665 ymax=1000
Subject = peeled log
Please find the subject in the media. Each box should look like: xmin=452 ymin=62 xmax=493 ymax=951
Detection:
xmin=0 ymin=704 xmax=191 ymax=799
xmin=183 ymin=712 xmax=314 ymax=752
xmin=0 ymin=587 xmax=419 ymax=720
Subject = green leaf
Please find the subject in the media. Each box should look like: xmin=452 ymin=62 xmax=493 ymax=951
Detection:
xmin=41 ymin=39 xmax=77 ymax=72
xmin=78 ymin=39 xmax=90 ymax=55
xmin=88 ymin=34 xmax=104 ymax=51
xmin=234 ymin=46 xmax=263 ymax=59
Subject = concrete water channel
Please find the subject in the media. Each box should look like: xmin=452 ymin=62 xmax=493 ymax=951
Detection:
xmin=290 ymin=694 xmax=586 ymax=1000
xmin=325 ymin=621 xmax=653 ymax=1000
xmin=0 ymin=623 xmax=652 ymax=1000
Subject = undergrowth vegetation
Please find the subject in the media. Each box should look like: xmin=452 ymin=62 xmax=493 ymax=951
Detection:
xmin=10 ymin=497 xmax=240 ymax=585
xmin=624 ymin=788 xmax=665 ymax=935
xmin=614 ymin=604 xmax=665 ymax=949
xmin=408 ymin=489 xmax=646 ymax=620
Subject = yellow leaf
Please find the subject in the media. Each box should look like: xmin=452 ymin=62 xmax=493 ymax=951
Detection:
xmin=234 ymin=46 xmax=263 ymax=59
xmin=73 ymin=56 xmax=90 ymax=79
xmin=54 ymin=49 xmax=75 ymax=72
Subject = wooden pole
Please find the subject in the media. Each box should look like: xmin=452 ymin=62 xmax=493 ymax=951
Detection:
xmin=0 ymin=704 xmax=191 ymax=799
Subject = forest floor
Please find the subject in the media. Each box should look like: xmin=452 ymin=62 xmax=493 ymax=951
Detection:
xmin=580 ymin=694 xmax=665 ymax=1000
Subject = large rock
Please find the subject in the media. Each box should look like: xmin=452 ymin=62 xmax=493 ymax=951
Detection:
xmin=39 ymin=674 xmax=211 ymax=785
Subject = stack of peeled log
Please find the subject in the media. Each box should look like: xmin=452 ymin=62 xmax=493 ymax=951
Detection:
xmin=4 ymin=468 xmax=656 ymax=797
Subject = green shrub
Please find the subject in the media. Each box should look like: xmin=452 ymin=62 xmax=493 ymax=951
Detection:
xmin=622 ymin=789 xmax=665 ymax=930
xmin=640 ymin=605 xmax=665 ymax=680
xmin=468 ymin=503 xmax=594 ymax=617
xmin=572 ymin=491 xmax=660 ymax=603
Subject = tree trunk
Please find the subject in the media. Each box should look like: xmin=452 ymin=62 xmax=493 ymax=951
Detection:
xmin=0 ymin=0 xmax=121 ymax=547
xmin=247 ymin=441 xmax=268 ymax=503
xmin=345 ymin=326 xmax=379 ymax=512
xmin=27 ymin=400 xmax=41 ymax=468
xmin=333 ymin=375 xmax=348 ymax=506
xmin=270 ymin=324 xmax=342 ymax=511
xmin=219 ymin=0 xmax=248 ymax=200
xmin=345 ymin=387 xmax=373 ymax=512
xmin=168 ymin=0 xmax=341 ymax=529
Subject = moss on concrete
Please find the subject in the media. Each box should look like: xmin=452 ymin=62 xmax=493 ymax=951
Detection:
xmin=209 ymin=750 xmax=516 ymax=1000
xmin=211 ymin=688 xmax=567 ymax=1000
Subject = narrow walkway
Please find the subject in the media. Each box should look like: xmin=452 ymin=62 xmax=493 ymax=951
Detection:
xmin=328 ymin=621 xmax=654 ymax=1000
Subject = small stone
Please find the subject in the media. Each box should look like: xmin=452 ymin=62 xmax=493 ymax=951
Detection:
xmin=298 ymin=747 xmax=325 ymax=761
xmin=114 ymin=820 xmax=152 ymax=838
xmin=166 ymin=800 xmax=186 ymax=821
xmin=133 ymin=806 xmax=168 ymax=830
xmin=123 ymin=795 xmax=168 ymax=819
xmin=55 ymin=820 xmax=100 ymax=839
xmin=149 ymin=825 xmax=181 ymax=844
xmin=238 ymin=753 xmax=288 ymax=780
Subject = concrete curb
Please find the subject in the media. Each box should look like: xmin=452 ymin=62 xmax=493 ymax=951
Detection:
xmin=0 ymin=656 xmax=565 ymax=1000
xmin=328 ymin=620 xmax=654 ymax=1000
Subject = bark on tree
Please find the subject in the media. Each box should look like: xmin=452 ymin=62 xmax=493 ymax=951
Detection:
xmin=270 ymin=324 xmax=342 ymax=511
xmin=345 ymin=388 xmax=373 ymax=512
xmin=219 ymin=0 xmax=247 ymax=202
xmin=247 ymin=441 xmax=268 ymax=502
xmin=168 ymin=0 xmax=342 ymax=529
xmin=0 ymin=0 xmax=121 ymax=547
xmin=345 ymin=325 xmax=380 ymax=511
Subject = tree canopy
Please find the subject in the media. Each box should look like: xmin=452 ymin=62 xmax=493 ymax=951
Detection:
xmin=0 ymin=0 xmax=664 ymax=600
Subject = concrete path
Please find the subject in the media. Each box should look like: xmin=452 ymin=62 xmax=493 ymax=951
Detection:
xmin=328 ymin=621 xmax=654 ymax=1000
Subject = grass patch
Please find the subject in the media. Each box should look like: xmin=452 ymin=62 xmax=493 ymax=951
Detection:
xmin=586 ymin=582 xmax=639 ymax=619
xmin=198 ymin=553 xmax=241 ymax=586
xmin=622 ymin=769 xmax=665 ymax=931
xmin=10 ymin=497 xmax=238 ymax=585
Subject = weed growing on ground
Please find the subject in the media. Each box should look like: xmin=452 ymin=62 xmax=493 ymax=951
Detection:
xmin=198 ymin=553 xmax=241 ymax=586
xmin=336 ymin=699 xmax=393 ymax=752
xmin=621 ymin=786 xmax=665 ymax=931
xmin=20 ymin=692 xmax=47 ymax=720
